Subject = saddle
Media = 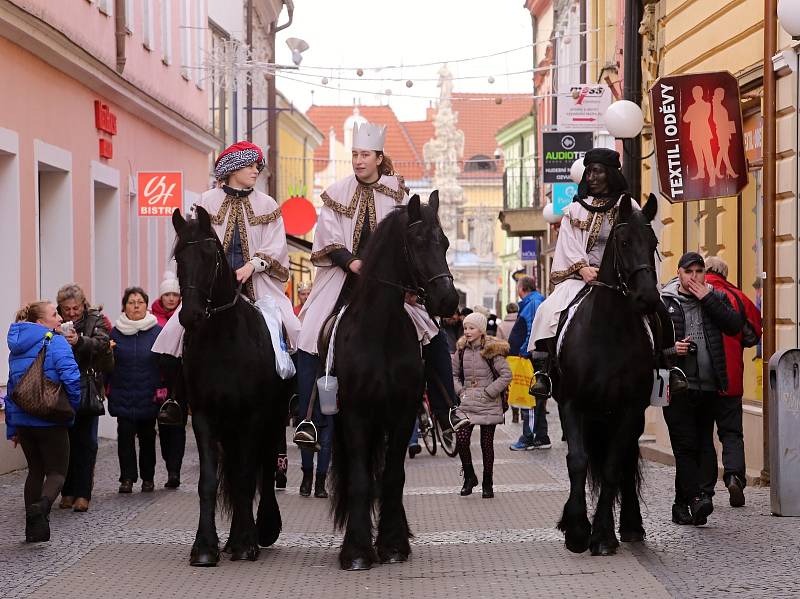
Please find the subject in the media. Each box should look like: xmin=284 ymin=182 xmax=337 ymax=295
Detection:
xmin=555 ymin=285 xmax=593 ymax=358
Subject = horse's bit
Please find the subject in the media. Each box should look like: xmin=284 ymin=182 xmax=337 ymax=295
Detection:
xmin=175 ymin=237 xmax=242 ymax=317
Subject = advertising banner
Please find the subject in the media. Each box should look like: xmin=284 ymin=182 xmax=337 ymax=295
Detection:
xmin=557 ymin=84 xmax=613 ymax=130
xmin=137 ymin=172 xmax=183 ymax=217
xmin=542 ymin=132 xmax=593 ymax=183
xmin=650 ymin=72 xmax=747 ymax=203
xmin=552 ymin=182 xmax=578 ymax=216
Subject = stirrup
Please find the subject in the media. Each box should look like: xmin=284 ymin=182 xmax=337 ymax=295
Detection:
xmin=449 ymin=408 xmax=470 ymax=432
xmin=531 ymin=371 xmax=552 ymax=399
xmin=292 ymin=420 xmax=320 ymax=452
xmin=669 ymin=367 xmax=689 ymax=394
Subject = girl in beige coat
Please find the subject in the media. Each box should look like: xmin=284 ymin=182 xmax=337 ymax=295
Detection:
xmin=452 ymin=312 xmax=512 ymax=498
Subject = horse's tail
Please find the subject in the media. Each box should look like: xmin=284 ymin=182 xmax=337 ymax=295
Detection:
xmin=330 ymin=414 xmax=385 ymax=531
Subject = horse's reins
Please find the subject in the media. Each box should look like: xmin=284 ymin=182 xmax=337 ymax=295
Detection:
xmin=175 ymin=237 xmax=243 ymax=317
xmin=588 ymin=222 xmax=657 ymax=297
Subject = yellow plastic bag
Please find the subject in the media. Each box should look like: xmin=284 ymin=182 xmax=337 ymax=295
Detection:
xmin=507 ymin=356 xmax=535 ymax=409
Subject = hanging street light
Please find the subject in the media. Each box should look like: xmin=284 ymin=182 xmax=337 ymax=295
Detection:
xmin=778 ymin=0 xmax=800 ymax=37
xmin=603 ymin=99 xmax=645 ymax=139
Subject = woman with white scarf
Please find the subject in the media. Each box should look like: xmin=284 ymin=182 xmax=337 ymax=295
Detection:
xmin=107 ymin=287 xmax=162 ymax=494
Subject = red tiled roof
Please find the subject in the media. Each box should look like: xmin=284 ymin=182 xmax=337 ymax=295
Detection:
xmin=306 ymin=93 xmax=532 ymax=181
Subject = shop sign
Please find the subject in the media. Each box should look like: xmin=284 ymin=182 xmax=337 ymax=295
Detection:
xmin=552 ymin=182 xmax=578 ymax=216
xmin=137 ymin=171 xmax=183 ymax=217
xmin=520 ymin=238 xmax=538 ymax=261
xmin=542 ymin=132 xmax=593 ymax=183
xmin=94 ymin=100 xmax=117 ymax=160
xmin=650 ymin=71 xmax=747 ymax=203
xmin=557 ymin=84 xmax=613 ymax=130
xmin=742 ymin=113 xmax=763 ymax=165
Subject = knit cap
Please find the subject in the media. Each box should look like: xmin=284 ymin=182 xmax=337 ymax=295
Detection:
xmin=463 ymin=312 xmax=487 ymax=335
xmin=159 ymin=271 xmax=180 ymax=296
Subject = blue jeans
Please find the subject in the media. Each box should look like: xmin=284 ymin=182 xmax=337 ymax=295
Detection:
xmin=408 ymin=417 xmax=420 ymax=446
xmin=297 ymin=350 xmax=333 ymax=475
xmin=534 ymin=397 xmax=549 ymax=441
xmin=518 ymin=408 xmax=535 ymax=444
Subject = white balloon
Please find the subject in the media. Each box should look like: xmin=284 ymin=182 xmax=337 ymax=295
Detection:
xmin=543 ymin=203 xmax=562 ymax=224
xmin=779 ymin=0 xmax=800 ymax=37
xmin=604 ymin=100 xmax=644 ymax=139
xmin=570 ymin=158 xmax=585 ymax=183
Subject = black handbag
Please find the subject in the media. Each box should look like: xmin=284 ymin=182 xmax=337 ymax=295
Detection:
xmin=77 ymin=369 xmax=106 ymax=417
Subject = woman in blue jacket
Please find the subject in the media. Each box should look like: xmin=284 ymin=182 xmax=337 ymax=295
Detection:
xmin=107 ymin=287 xmax=162 ymax=494
xmin=6 ymin=300 xmax=81 ymax=543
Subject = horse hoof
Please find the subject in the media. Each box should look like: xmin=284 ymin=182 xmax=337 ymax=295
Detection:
xmin=564 ymin=538 xmax=590 ymax=554
xmin=381 ymin=551 xmax=408 ymax=564
xmin=190 ymin=548 xmax=220 ymax=567
xmin=344 ymin=557 xmax=372 ymax=571
xmin=230 ymin=546 xmax=260 ymax=562
xmin=620 ymin=530 xmax=645 ymax=543
xmin=590 ymin=542 xmax=619 ymax=556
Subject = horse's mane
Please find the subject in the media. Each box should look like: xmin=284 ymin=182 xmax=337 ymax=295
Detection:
xmin=171 ymin=214 xmax=224 ymax=259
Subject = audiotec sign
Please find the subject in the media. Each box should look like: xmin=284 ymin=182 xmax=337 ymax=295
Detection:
xmin=542 ymin=132 xmax=593 ymax=183
xmin=137 ymin=172 xmax=183 ymax=216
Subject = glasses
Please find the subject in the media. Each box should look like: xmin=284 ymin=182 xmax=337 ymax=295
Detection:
xmin=126 ymin=300 xmax=146 ymax=306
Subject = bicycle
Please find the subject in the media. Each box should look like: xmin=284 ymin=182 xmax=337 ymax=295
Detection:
xmin=412 ymin=393 xmax=458 ymax=458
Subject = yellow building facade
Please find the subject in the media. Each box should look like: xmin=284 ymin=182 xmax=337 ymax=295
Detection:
xmin=638 ymin=0 xmax=798 ymax=479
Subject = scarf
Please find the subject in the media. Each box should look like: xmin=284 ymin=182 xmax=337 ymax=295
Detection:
xmin=221 ymin=184 xmax=253 ymax=198
xmin=115 ymin=312 xmax=158 ymax=336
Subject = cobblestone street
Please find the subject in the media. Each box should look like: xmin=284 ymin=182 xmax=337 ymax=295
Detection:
xmin=0 ymin=410 xmax=794 ymax=598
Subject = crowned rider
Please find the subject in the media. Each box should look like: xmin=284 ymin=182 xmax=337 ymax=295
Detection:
xmin=152 ymin=141 xmax=300 ymax=369
xmin=527 ymin=148 xmax=686 ymax=399
xmin=292 ymin=121 xmax=469 ymax=498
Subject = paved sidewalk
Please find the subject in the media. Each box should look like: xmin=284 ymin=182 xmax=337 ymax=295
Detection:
xmin=0 ymin=408 xmax=795 ymax=598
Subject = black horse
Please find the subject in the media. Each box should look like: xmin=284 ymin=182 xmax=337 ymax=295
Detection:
xmin=329 ymin=191 xmax=459 ymax=571
xmin=555 ymin=193 xmax=660 ymax=556
xmin=172 ymin=207 xmax=289 ymax=566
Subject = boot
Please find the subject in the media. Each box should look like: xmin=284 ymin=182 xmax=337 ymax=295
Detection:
xmin=72 ymin=497 xmax=90 ymax=512
xmin=275 ymin=454 xmax=288 ymax=490
xmin=25 ymin=498 xmax=51 ymax=543
xmin=314 ymin=473 xmax=328 ymax=499
xmin=299 ymin=470 xmax=313 ymax=497
xmin=59 ymin=495 xmax=74 ymax=509
xmin=459 ymin=464 xmax=479 ymax=496
xmin=529 ymin=351 xmax=552 ymax=400
xmin=482 ymin=472 xmax=494 ymax=499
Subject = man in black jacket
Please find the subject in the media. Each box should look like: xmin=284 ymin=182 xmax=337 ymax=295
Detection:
xmin=660 ymin=252 xmax=743 ymax=527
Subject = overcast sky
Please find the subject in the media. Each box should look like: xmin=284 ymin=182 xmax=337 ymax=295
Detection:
xmin=274 ymin=0 xmax=535 ymax=121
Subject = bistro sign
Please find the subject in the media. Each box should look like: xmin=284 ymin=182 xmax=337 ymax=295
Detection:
xmin=650 ymin=71 xmax=747 ymax=203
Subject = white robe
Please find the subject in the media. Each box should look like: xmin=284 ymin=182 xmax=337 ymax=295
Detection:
xmin=298 ymin=174 xmax=439 ymax=354
xmin=528 ymin=195 xmax=638 ymax=351
xmin=152 ymin=186 xmax=300 ymax=357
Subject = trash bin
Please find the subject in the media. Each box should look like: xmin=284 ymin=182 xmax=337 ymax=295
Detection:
xmin=769 ymin=348 xmax=800 ymax=516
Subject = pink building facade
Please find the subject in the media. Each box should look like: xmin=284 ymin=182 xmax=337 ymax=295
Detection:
xmin=0 ymin=0 xmax=218 ymax=389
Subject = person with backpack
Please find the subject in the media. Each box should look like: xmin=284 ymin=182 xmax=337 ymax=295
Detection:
xmin=452 ymin=312 xmax=512 ymax=499
xmin=6 ymin=301 xmax=81 ymax=542
xmin=702 ymin=256 xmax=762 ymax=507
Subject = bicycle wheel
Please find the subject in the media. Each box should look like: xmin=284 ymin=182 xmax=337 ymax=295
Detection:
xmin=419 ymin=399 xmax=437 ymax=456
xmin=436 ymin=418 xmax=458 ymax=457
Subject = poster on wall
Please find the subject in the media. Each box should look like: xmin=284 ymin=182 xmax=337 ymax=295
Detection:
xmin=542 ymin=132 xmax=593 ymax=183
xmin=137 ymin=171 xmax=183 ymax=216
xmin=650 ymin=71 xmax=748 ymax=203
xmin=557 ymin=84 xmax=613 ymax=130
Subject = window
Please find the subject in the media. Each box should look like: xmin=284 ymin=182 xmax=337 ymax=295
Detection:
xmin=194 ymin=0 xmax=205 ymax=89
xmin=161 ymin=0 xmax=172 ymax=65
xmin=124 ymin=0 xmax=134 ymax=33
xmin=209 ymin=23 xmax=232 ymax=143
xmin=97 ymin=0 xmax=112 ymax=16
xmin=180 ymin=0 xmax=191 ymax=79
xmin=464 ymin=154 xmax=496 ymax=173
xmin=143 ymin=0 xmax=154 ymax=50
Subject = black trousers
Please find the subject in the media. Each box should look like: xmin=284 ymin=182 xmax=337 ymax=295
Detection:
xmin=701 ymin=395 xmax=746 ymax=494
xmin=117 ymin=417 xmax=157 ymax=483
xmin=159 ymin=423 xmax=186 ymax=477
xmin=17 ymin=426 xmax=70 ymax=506
xmin=423 ymin=331 xmax=459 ymax=429
xmin=61 ymin=414 xmax=99 ymax=500
xmin=663 ymin=390 xmax=718 ymax=504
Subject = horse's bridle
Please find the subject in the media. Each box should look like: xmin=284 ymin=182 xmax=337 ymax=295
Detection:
xmin=590 ymin=222 xmax=657 ymax=297
xmin=374 ymin=219 xmax=453 ymax=304
xmin=175 ymin=237 xmax=241 ymax=317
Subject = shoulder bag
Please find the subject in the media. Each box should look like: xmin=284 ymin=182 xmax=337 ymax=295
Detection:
xmin=11 ymin=332 xmax=74 ymax=423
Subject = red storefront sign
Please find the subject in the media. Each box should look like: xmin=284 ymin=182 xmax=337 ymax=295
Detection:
xmin=137 ymin=172 xmax=183 ymax=217
xmin=650 ymin=72 xmax=747 ymax=203
xmin=94 ymin=100 xmax=117 ymax=160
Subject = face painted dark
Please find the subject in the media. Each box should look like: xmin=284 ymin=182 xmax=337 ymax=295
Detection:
xmin=586 ymin=163 xmax=610 ymax=196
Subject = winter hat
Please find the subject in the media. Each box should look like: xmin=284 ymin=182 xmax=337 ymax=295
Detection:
xmin=214 ymin=141 xmax=266 ymax=180
xmin=471 ymin=305 xmax=490 ymax=317
xmin=463 ymin=312 xmax=487 ymax=335
xmin=159 ymin=271 xmax=180 ymax=297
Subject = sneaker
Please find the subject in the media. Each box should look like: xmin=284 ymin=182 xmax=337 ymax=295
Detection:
xmin=531 ymin=437 xmax=552 ymax=449
xmin=671 ymin=503 xmax=692 ymax=525
xmin=118 ymin=480 xmax=133 ymax=494
xmin=509 ymin=439 xmax=534 ymax=451
xmin=164 ymin=473 xmax=181 ymax=489
xmin=726 ymin=475 xmax=746 ymax=508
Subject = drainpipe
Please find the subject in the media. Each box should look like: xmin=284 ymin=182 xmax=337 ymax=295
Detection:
xmin=114 ymin=0 xmax=126 ymax=73
xmin=246 ymin=0 xmax=253 ymax=141
xmin=622 ymin=0 xmax=643 ymax=200
xmin=267 ymin=1 xmax=295 ymax=199
xmin=761 ymin=0 xmax=777 ymax=485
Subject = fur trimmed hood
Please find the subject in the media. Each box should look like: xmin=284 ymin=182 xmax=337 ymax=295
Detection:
xmin=456 ymin=335 xmax=510 ymax=359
